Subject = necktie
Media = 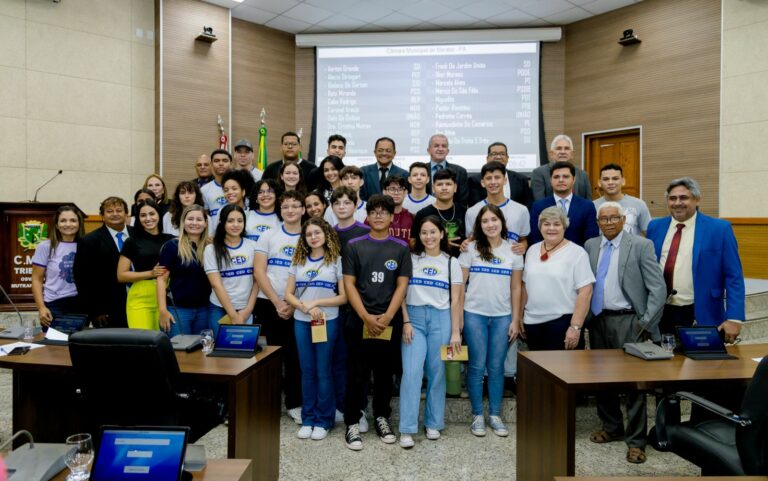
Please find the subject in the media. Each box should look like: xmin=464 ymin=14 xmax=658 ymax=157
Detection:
xmin=558 ymin=198 xmax=568 ymax=213
xmin=663 ymin=223 xmax=685 ymax=296
xmin=591 ymin=241 xmax=614 ymax=315
xmin=432 ymin=163 xmax=443 ymax=182
xmin=116 ymin=232 xmax=124 ymax=251
xmin=379 ymin=167 xmax=388 ymax=191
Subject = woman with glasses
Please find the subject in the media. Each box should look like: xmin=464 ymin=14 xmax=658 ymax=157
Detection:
xmin=246 ymin=179 xmax=282 ymax=242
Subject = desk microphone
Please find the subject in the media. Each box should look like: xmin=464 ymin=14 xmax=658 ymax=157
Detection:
xmin=31 ymin=169 xmax=63 ymax=202
xmin=1 ymin=429 xmax=71 ymax=481
xmin=0 ymin=283 xmax=23 ymax=326
xmin=665 ymin=289 xmax=678 ymax=304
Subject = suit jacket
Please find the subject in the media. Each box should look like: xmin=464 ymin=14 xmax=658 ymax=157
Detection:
xmin=646 ymin=212 xmax=745 ymax=326
xmin=468 ymin=169 xmax=533 ymax=209
xmin=359 ymin=163 xmax=409 ymax=201
xmin=73 ymin=225 xmax=134 ymax=327
xmin=263 ymin=159 xmax=318 ymax=191
xmin=426 ymin=161 xmax=469 ymax=208
xmin=531 ymin=163 xmax=593 ymax=201
xmin=529 ymin=195 xmax=599 ymax=246
xmin=585 ymin=233 xmax=667 ymax=340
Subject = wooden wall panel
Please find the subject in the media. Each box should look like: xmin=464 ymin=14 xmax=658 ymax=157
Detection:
xmin=160 ymin=0 xmax=229 ymax=189
xmin=541 ymin=40 xmax=565 ymax=155
xmin=724 ymin=219 xmax=768 ymax=280
xmin=295 ymin=47 xmax=316 ymax=159
xmin=564 ymin=0 xmax=721 ymax=217
xmin=231 ymin=19 xmax=295 ymax=166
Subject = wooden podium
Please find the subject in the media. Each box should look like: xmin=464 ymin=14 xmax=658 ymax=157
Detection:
xmin=0 ymin=202 xmax=85 ymax=311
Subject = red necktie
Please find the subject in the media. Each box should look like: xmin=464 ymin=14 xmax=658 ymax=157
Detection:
xmin=663 ymin=223 xmax=685 ymax=296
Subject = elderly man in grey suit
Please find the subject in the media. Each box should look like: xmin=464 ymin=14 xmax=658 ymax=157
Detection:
xmin=531 ymin=134 xmax=592 ymax=200
xmin=584 ymin=201 xmax=666 ymax=465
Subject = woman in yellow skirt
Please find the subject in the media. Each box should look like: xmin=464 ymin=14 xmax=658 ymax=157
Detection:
xmin=117 ymin=200 xmax=174 ymax=329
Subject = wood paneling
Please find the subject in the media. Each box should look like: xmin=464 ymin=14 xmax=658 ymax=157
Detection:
xmin=564 ymin=0 xmax=721 ymax=217
xmin=724 ymin=218 xmax=768 ymax=279
xmin=541 ymin=40 xmax=565 ymax=154
xmin=160 ymin=0 xmax=229 ymax=189
xmin=231 ymin=20 xmax=295 ymax=166
xmin=295 ymin=47 xmax=316 ymax=158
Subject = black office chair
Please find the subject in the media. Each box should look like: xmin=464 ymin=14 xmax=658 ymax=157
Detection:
xmin=68 ymin=328 xmax=221 ymax=442
xmin=654 ymin=354 xmax=768 ymax=475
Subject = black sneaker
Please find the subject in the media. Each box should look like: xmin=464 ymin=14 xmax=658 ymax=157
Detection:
xmin=375 ymin=416 xmax=396 ymax=444
xmin=345 ymin=424 xmax=363 ymax=451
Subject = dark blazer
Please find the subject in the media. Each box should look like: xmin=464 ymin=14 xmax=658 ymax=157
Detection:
xmin=359 ymin=163 xmax=409 ymax=201
xmin=529 ymin=195 xmax=598 ymax=246
xmin=468 ymin=169 xmax=533 ymax=209
xmin=585 ymin=233 xmax=667 ymax=340
xmin=263 ymin=159 xmax=318 ymax=191
xmin=531 ymin=163 xmax=593 ymax=201
xmin=646 ymin=212 xmax=745 ymax=326
xmin=73 ymin=225 xmax=134 ymax=327
xmin=426 ymin=161 xmax=469 ymax=208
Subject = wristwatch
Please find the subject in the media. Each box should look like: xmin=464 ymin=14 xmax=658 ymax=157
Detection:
xmin=569 ymin=324 xmax=582 ymax=332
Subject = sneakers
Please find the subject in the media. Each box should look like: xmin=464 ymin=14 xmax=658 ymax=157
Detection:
xmin=374 ymin=416 xmax=396 ymax=444
xmin=287 ymin=407 xmax=302 ymax=425
xmin=335 ymin=410 xmax=344 ymax=424
xmin=311 ymin=427 xmax=328 ymax=441
xmin=399 ymin=434 xmax=414 ymax=449
xmin=489 ymin=415 xmax=509 ymax=437
xmin=359 ymin=411 xmax=369 ymax=433
xmin=425 ymin=428 xmax=440 ymax=440
xmin=345 ymin=424 xmax=363 ymax=451
xmin=297 ymin=425 xmax=312 ymax=439
xmin=471 ymin=415 xmax=487 ymax=437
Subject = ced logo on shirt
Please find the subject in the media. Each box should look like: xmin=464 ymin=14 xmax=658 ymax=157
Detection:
xmin=231 ymin=255 xmax=248 ymax=265
xmin=306 ymin=269 xmax=319 ymax=279
xmin=422 ymin=266 xmax=440 ymax=276
xmin=490 ymin=256 xmax=503 ymax=265
xmin=281 ymin=245 xmax=295 ymax=257
xmin=215 ymin=196 xmax=226 ymax=206
xmin=256 ymin=224 xmax=271 ymax=232
xmin=385 ymin=260 xmax=398 ymax=271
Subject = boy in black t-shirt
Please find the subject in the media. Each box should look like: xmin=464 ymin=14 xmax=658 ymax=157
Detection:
xmin=342 ymin=194 xmax=411 ymax=450
xmin=411 ymin=168 xmax=466 ymax=257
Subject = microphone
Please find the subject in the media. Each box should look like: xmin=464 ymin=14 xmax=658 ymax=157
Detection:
xmin=32 ymin=169 xmax=63 ymax=202
xmin=665 ymin=289 xmax=678 ymax=304
xmin=0 ymin=283 xmax=23 ymax=326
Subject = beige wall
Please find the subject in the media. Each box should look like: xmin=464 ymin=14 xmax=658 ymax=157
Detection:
xmin=0 ymin=0 xmax=155 ymax=213
xmin=720 ymin=0 xmax=768 ymax=218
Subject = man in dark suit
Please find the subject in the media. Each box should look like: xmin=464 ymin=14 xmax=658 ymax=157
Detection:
xmin=468 ymin=142 xmax=533 ymax=208
xmin=646 ymin=177 xmax=745 ymax=341
xmin=425 ymin=134 xmax=469 ymax=208
xmin=263 ymin=131 xmax=318 ymax=190
xmin=73 ymin=196 xmax=133 ymax=328
xmin=531 ymin=134 xmax=592 ymax=200
xmin=585 ymin=201 xmax=666 ymax=464
xmin=360 ymin=137 xmax=408 ymax=201
xmin=529 ymin=161 xmax=598 ymax=246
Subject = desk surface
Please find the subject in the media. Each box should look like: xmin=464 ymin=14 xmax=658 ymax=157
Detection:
xmin=51 ymin=459 xmax=253 ymax=481
xmin=554 ymin=478 xmax=768 ymax=481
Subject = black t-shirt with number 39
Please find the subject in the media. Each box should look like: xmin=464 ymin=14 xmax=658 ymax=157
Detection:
xmin=342 ymin=234 xmax=412 ymax=316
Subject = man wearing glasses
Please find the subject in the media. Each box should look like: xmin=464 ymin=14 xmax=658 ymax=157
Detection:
xmin=468 ymin=142 xmax=533 ymax=208
xmin=593 ymin=163 xmax=651 ymax=236
xmin=360 ymin=137 xmax=408 ymax=200
xmin=378 ymin=175 xmax=413 ymax=242
xmin=263 ymin=131 xmax=319 ymax=190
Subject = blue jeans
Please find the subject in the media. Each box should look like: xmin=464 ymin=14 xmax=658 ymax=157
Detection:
xmin=166 ymin=305 xmax=209 ymax=337
xmin=399 ymin=305 xmax=451 ymax=433
xmin=207 ymin=304 xmax=253 ymax=338
xmin=463 ymin=311 xmax=511 ymax=416
xmin=295 ymin=318 xmax=339 ymax=429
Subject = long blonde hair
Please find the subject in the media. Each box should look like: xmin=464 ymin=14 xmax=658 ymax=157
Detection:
xmin=178 ymin=204 xmax=209 ymax=264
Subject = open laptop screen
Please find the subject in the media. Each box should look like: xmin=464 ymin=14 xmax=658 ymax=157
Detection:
xmin=677 ymin=326 xmax=726 ymax=354
xmin=49 ymin=314 xmax=87 ymax=335
xmin=215 ymin=324 xmax=260 ymax=351
xmin=91 ymin=427 xmax=188 ymax=481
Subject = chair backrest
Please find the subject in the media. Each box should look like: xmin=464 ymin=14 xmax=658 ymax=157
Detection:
xmin=737 ymin=354 xmax=768 ymax=475
xmin=68 ymin=328 xmax=182 ymax=430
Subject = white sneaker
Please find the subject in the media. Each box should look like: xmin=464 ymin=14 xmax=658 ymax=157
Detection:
xmin=311 ymin=426 xmax=328 ymax=440
xmin=335 ymin=410 xmax=344 ymax=423
xmin=297 ymin=425 xmax=312 ymax=439
xmin=471 ymin=415 xmax=486 ymax=437
xmin=425 ymin=428 xmax=440 ymax=440
xmin=489 ymin=415 xmax=509 ymax=437
xmin=287 ymin=407 xmax=302 ymax=425
xmin=359 ymin=411 xmax=369 ymax=433
xmin=399 ymin=434 xmax=415 ymax=448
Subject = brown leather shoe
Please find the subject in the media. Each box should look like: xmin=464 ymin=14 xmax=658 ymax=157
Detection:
xmin=627 ymin=447 xmax=647 ymax=464
xmin=589 ymin=430 xmax=623 ymax=443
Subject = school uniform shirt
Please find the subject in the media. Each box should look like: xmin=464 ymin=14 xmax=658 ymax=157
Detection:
xmin=203 ymin=238 xmax=258 ymax=310
xmin=342 ymin=234 xmax=412 ymax=316
xmin=31 ymin=240 xmax=78 ymax=303
xmin=324 ymin=200 xmax=367 ymax=226
xmin=161 ymin=212 xmax=179 ymax=237
xmin=245 ymin=210 xmax=280 ymax=242
xmin=459 ymin=239 xmax=524 ymax=317
xmin=407 ymin=252 xmax=463 ymax=310
xmin=465 ymin=198 xmax=531 ymax=242
xmin=334 ymin=222 xmax=371 ymax=252
xmin=290 ymin=256 xmax=343 ymax=322
xmin=255 ymin=225 xmax=301 ymax=299
xmin=364 ymin=209 xmax=413 ymax=243
xmin=158 ymin=239 xmax=211 ymax=308
xmin=201 ymin=181 xmax=226 ymax=234
xmin=402 ymin=194 xmax=436 ymax=216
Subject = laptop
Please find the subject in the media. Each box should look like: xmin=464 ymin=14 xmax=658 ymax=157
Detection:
xmin=37 ymin=313 xmax=88 ymax=346
xmin=206 ymin=323 xmax=262 ymax=359
xmin=677 ymin=326 xmax=738 ymax=360
xmin=90 ymin=426 xmax=190 ymax=481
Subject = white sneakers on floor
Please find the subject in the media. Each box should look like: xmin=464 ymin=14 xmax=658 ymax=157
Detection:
xmin=287 ymin=407 xmax=302 ymax=425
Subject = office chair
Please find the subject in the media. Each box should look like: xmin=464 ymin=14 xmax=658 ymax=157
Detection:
xmin=68 ymin=328 xmax=221 ymax=443
xmin=654 ymin=355 xmax=768 ymax=475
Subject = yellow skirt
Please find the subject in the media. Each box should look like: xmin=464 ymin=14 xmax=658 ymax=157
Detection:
xmin=126 ymin=279 xmax=159 ymax=330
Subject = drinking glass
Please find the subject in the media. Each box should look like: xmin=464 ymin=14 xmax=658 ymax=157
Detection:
xmin=22 ymin=318 xmax=35 ymax=341
xmin=65 ymin=433 xmax=93 ymax=481
xmin=661 ymin=333 xmax=676 ymax=353
xmin=201 ymin=329 xmax=214 ymax=354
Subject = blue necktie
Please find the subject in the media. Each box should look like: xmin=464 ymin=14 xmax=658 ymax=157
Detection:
xmin=591 ymin=241 xmax=613 ymax=316
xmin=558 ymin=198 xmax=568 ymax=213
xmin=116 ymin=232 xmax=124 ymax=251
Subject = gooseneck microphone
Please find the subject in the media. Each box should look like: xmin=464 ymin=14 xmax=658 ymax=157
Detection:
xmin=32 ymin=169 xmax=63 ymax=202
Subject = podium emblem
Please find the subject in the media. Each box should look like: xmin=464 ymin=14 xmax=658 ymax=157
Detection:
xmin=17 ymin=220 xmax=48 ymax=250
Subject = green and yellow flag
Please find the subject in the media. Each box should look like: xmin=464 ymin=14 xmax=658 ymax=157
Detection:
xmin=257 ymin=125 xmax=268 ymax=171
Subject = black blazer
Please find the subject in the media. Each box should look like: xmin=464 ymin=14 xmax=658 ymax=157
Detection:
xmin=263 ymin=159 xmax=319 ymax=191
xmin=468 ymin=169 xmax=533 ymax=209
xmin=426 ymin=161 xmax=469 ymax=208
xmin=73 ymin=225 xmax=134 ymax=327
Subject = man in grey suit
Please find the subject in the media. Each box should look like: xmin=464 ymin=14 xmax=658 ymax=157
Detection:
xmin=531 ymin=134 xmax=592 ymax=200
xmin=584 ymin=201 xmax=666 ymax=465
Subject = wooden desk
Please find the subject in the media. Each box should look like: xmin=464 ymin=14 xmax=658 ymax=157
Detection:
xmin=517 ymin=344 xmax=768 ymax=481
xmin=0 ymin=342 xmax=281 ymax=481
xmin=51 ymin=459 xmax=253 ymax=481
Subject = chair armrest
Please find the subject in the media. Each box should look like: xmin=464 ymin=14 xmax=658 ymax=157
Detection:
xmin=676 ymin=391 xmax=751 ymax=427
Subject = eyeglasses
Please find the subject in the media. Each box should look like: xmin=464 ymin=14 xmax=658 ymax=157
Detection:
xmin=597 ymin=216 xmax=623 ymax=225
xmin=282 ymin=142 xmax=299 ymax=148
xmin=488 ymin=152 xmax=507 ymax=158
xmin=667 ymin=195 xmax=691 ymax=202
xmin=375 ymin=149 xmax=394 ymax=154
xmin=258 ymin=189 xmax=275 ymax=196
xmin=385 ymin=187 xmax=405 ymax=193
xmin=369 ymin=210 xmax=391 ymax=218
